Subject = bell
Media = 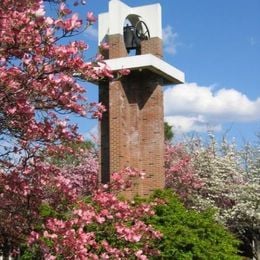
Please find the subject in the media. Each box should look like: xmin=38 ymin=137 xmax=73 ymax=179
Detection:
xmin=123 ymin=25 xmax=141 ymax=52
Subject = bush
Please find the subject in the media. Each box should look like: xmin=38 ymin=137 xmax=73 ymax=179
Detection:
xmin=148 ymin=190 xmax=241 ymax=259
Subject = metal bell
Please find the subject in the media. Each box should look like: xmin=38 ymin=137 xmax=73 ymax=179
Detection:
xmin=123 ymin=25 xmax=141 ymax=52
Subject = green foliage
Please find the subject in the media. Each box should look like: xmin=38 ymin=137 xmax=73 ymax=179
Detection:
xmin=39 ymin=203 xmax=57 ymax=218
xmin=19 ymin=244 xmax=42 ymax=260
xmin=164 ymin=122 xmax=174 ymax=142
xmin=20 ymin=249 xmax=39 ymax=260
xmin=148 ymin=190 xmax=241 ymax=259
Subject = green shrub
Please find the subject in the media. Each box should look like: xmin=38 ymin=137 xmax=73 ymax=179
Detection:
xmin=148 ymin=190 xmax=241 ymax=259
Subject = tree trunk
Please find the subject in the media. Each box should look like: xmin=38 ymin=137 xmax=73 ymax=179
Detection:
xmin=2 ymin=238 xmax=11 ymax=260
xmin=253 ymin=237 xmax=260 ymax=260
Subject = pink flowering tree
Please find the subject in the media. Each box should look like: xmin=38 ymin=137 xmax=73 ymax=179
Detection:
xmin=0 ymin=0 xmax=98 ymax=254
xmin=27 ymin=170 xmax=161 ymax=259
xmin=0 ymin=0 xmax=159 ymax=258
xmin=165 ymin=142 xmax=203 ymax=203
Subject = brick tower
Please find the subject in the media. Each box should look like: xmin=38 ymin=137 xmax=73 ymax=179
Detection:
xmin=98 ymin=0 xmax=184 ymax=197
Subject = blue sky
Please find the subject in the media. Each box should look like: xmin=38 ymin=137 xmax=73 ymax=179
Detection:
xmin=62 ymin=0 xmax=260 ymax=143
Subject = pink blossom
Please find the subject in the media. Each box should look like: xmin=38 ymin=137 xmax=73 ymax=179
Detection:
xmin=135 ymin=250 xmax=148 ymax=260
xmin=28 ymin=231 xmax=39 ymax=245
xmin=59 ymin=3 xmax=72 ymax=16
xmin=35 ymin=3 xmax=45 ymax=17
xmin=7 ymin=106 xmax=17 ymax=115
xmin=95 ymin=53 xmax=104 ymax=62
xmin=119 ymin=68 xmax=131 ymax=76
xmin=45 ymin=17 xmax=54 ymax=25
xmin=100 ymin=42 xmax=109 ymax=50
xmin=44 ymin=254 xmax=56 ymax=260
xmin=64 ymin=14 xmax=82 ymax=31
xmin=86 ymin=12 xmax=96 ymax=23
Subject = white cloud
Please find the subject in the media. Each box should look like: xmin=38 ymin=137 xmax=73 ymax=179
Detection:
xmin=162 ymin=25 xmax=178 ymax=55
xmin=165 ymin=115 xmax=222 ymax=134
xmin=164 ymin=82 xmax=260 ymax=133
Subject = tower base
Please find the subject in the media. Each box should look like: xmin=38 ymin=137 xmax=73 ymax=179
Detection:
xmin=99 ymin=70 xmax=165 ymax=198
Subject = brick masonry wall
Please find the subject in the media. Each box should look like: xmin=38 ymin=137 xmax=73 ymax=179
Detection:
xmin=99 ymin=71 xmax=165 ymax=198
xmin=105 ymin=35 xmax=163 ymax=59
xmin=108 ymin=34 xmax=128 ymax=59
xmin=141 ymin=37 xmax=163 ymax=58
xmin=99 ymin=34 xmax=165 ymax=198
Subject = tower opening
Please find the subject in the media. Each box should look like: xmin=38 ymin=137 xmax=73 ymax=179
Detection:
xmin=123 ymin=15 xmax=150 ymax=55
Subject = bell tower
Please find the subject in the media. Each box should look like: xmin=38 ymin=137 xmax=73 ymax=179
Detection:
xmin=98 ymin=0 xmax=185 ymax=197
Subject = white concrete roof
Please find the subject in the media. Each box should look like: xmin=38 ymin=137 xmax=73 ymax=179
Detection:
xmin=105 ymin=54 xmax=185 ymax=85
xmin=99 ymin=0 xmax=162 ymax=44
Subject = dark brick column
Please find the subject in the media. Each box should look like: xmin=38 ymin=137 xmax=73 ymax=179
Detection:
xmin=99 ymin=34 xmax=165 ymax=198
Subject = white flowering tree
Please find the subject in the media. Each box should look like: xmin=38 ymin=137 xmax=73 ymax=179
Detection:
xmin=166 ymin=134 xmax=260 ymax=258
